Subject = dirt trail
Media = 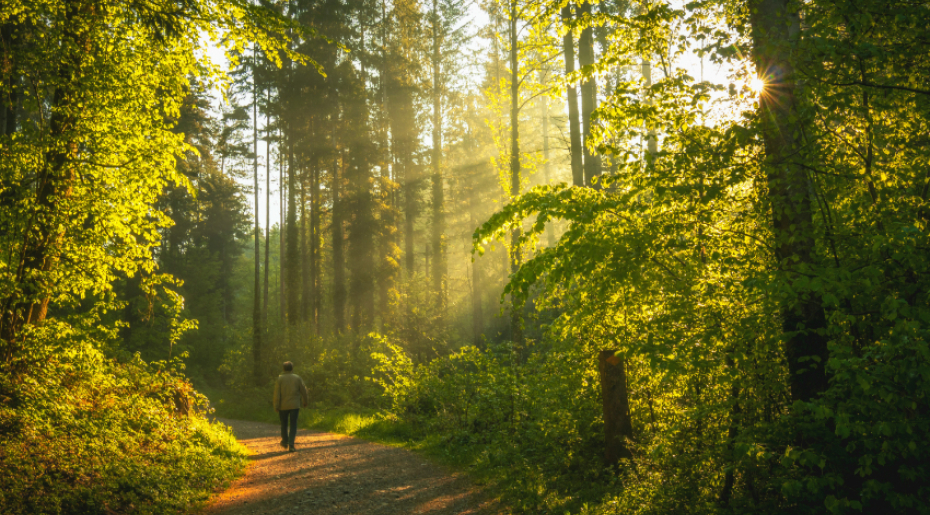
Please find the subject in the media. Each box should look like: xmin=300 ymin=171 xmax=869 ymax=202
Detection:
xmin=201 ymin=418 xmax=503 ymax=515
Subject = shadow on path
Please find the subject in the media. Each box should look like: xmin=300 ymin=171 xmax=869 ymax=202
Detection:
xmin=201 ymin=418 xmax=503 ymax=515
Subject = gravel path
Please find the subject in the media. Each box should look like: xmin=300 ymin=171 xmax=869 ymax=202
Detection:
xmin=201 ymin=418 xmax=504 ymax=515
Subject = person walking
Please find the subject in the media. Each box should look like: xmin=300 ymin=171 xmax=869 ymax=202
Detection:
xmin=273 ymin=361 xmax=308 ymax=452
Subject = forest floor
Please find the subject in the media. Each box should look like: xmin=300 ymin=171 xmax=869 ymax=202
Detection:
xmin=200 ymin=418 xmax=505 ymax=515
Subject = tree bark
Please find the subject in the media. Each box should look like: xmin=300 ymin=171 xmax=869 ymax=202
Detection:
xmin=1 ymin=21 xmax=16 ymax=138
xmin=333 ymin=141 xmax=346 ymax=334
xmin=598 ymin=350 xmax=633 ymax=465
xmin=300 ymin=155 xmax=311 ymax=325
xmin=748 ymin=0 xmax=828 ymax=402
xmin=430 ymin=0 xmax=446 ymax=313
xmin=252 ymin=45 xmax=263 ymax=386
xmin=578 ymin=0 xmax=600 ymax=187
xmin=509 ymin=0 xmax=523 ymax=348
xmin=285 ymin=137 xmax=300 ymax=326
xmin=561 ymin=6 xmax=585 ymax=188
xmin=1 ymin=5 xmax=82 ymax=365
xmin=540 ymin=70 xmax=554 ymax=246
xmin=263 ymin=93 xmax=270 ymax=328
xmin=279 ymin=128 xmax=286 ymax=324
xmin=310 ymin=133 xmax=321 ymax=335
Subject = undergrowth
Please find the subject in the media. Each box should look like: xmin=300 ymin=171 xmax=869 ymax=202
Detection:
xmin=0 ymin=345 xmax=247 ymax=515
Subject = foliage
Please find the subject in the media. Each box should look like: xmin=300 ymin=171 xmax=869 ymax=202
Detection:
xmin=0 ymin=1 xmax=307 ymax=513
xmin=373 ymin=336 xmax=616 ymax=513
xmin=470 ymin=0 xmax=930 ymax=512
xmin=0 ymin=345 xmax=245 ymax=515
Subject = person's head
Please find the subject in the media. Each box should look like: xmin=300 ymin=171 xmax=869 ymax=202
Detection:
xmin=283 ymin=361 xmax=293 ymax=372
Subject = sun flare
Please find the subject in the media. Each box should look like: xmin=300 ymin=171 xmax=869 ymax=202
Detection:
xmin=749 ymin=77 xmax=766 ymax=93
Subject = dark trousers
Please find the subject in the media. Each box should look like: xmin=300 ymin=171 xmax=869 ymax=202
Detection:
xmin=279 ymin=409 xmax=299 ymax=448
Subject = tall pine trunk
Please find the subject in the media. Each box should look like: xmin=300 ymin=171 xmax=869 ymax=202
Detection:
xmin=263 ymin=98 xmax=270 ymax=327
xmin=300 ymin=157 xmax=311 ymax=325
xmin=508 ymin=0 xmax=523 ymax=348
xmin=430 ymin=0 xmax=446 ymax=313
xmin=279 ymin=128 xmax=286 ymax=324
xmin=310 ymin=130 xmax=321 ymax=336
xmin=332 ymin=140 xmax=346 ymax=333
xmin=403 ymin=151 xmax=417 ymax=275
xmin=286 ymin=138 xmax=300 ymax=327
xmin=252 ymin=46 xmax=262 ymax=386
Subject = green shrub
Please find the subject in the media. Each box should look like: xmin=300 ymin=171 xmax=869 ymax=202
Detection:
xmin=0 ymin=345 xmax=246 ymax=515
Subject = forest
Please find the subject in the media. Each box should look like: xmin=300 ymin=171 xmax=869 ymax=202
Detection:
xmin=1 ymin=0 xmax=929 ymax=513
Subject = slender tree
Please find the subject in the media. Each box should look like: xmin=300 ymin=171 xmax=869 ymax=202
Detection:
xmin=251 ymin=44 xmax=263 ymax=386
xmin=561 ymin=6 xmax=584 ymax=187
xmin=577 ymin=0 xmax=600 ymax=187
xmin=507 ymin=0 xmax=523 ymax=347
xmin=430 ymin=0 xmax=447 ymax=311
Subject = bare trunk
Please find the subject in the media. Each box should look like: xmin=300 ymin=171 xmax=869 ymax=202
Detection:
xmin=508 ymin=1 xmax=523 ymax=348
xmin=561 ymin=6 xmax=585 ymax=188
xmin=430 ymin=0 xmax=446 ymax=313
xmin=540 ymin=71 xmax=554 ymax=246
xmin=280 ymin=128 xmax=286 ymax=324
xmin=263 ymin=97 xmax=270 ymax=327
xmin=300 ymin=158 xmax=311 ymax=325
xmin=252 ymin=46 xmax=263 ymax=386
xmin=333 ymin=142 xmax=346 ymax=334
xmin=285 ymin=139 xmax=300 ymax=326
xmin=598 ymin=351 xmax=633 ymax=465
xmin=642 ymin=59 xmax=657 ymax=156
xmin=578 ymin=1 xmax=600 ymax=187
xmin=470 ymin=235 xmax=483 ymax=347
xmin=310 ymin=139 xmax=321 ymax=335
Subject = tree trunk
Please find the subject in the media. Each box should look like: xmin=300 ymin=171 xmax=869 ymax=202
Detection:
xmin=286 ymin=138 xmax=300 ymax=326
xmin=561 ymin=6 xmax=585 ymax=188
xmin=598 ymin=350 xmax=633 ymax=465
xmin=430 ymin=0 xmax=446 ymax=313
xmin=310 ymin=137 xmax=321 ymax=335
xmin=748 ymin=0 xmax=828 ymax=403
xmin=377 ymin=0 xmax=395 ymax=330
xmin=403 ymin=155 xmax=416 ymax=275
xmin=333 ymin=141 xmax=346 ymax=334
xmin=280 ymin=128 xmax=286 ymax=324
xmin=0 ymin=4 xmax=82 ymax=370
xmin=540 ymin=71 xmax=554 ymax=246
xmin=509 ymin=0 xmax=523 ymax=348
xmin=578 ymin=0 xmax=600 ymax=187
xmin=642 ymin=59 xmax=657 ymax=156
xmin=263 ymin=96 xmax=270 ymax=328
xmin=471 ymin=234 xmax=483 ymax=347
xmin=252 ymin=46 xmax=263 ymax=386
xmin=1 ymin=21 xmax=16 ymax=138
xmin=300 ymin=157 xmax=311 ymax=325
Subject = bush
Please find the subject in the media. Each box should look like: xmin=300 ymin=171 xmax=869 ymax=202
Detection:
xmin=0 ymin=344 xmax=246 ymax=515
xmin=372 ymin=337 xmax=610 ymax=513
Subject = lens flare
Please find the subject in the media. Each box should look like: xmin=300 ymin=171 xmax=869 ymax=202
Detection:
xmin=750 ymin=77 xmax=765 ymax=93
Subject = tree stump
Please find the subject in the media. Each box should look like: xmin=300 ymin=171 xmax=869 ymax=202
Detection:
xmin=598 ymin=350 xmax=633 ymax=465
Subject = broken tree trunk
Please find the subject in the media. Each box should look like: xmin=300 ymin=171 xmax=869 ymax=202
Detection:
xmin=598 ymin=350 xmax=633 ymax=465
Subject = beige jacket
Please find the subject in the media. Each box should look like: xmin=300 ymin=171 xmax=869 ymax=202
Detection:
xmin=273 ymin=372 xmax=309 ymax=411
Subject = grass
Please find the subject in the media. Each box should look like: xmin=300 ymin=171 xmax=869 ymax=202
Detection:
xmin=200 ymin=384 xmax=413 ymax=444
